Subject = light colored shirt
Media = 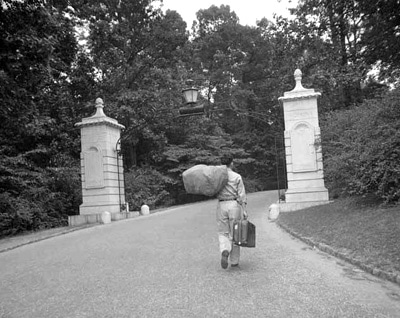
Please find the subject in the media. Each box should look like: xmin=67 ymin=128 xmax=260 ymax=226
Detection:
xmin=217 ymin=168 xmax=247 ymax=205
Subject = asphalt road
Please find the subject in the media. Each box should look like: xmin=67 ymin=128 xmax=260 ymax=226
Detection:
xmin=1 ymin=191 xmax=400 ymax=318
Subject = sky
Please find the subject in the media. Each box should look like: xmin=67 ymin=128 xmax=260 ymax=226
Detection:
xmin=160 ymin=0 xmax=298 ymax=28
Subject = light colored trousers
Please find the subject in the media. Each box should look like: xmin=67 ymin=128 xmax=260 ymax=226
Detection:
xmin=216 ymin=200 xmax=242 ymax=265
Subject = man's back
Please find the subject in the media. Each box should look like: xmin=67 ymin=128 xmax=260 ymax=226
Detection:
xmin=217 ymin=168 xmax=246 ymax=204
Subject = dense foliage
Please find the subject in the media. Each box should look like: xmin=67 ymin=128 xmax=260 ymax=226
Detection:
xmin=0 ymin=0 xmax=399 ymax=237
xmin=321 ymin=89 xmax=400 ymax=203
xmin=0 ymin=0 xmax=83 ymax=236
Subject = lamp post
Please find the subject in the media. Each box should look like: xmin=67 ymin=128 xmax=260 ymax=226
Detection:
xmin=179 ymin=80 xmax=204 ymax=117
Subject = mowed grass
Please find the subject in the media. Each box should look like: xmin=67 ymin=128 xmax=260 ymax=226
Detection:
xmin=277 ymin=197 xmax=400 ymax=275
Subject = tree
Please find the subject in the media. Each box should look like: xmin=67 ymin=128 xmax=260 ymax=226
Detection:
xmin=75 ymin=1 xmax=189 ymax=168
xmin=188 ymin=6 xmax=289 ymax=189
xmin=292 ymin=0 xmax=367 ymax=107
xmin=0 ymin=0 xmax=78 ymax=152
xmin=360 ymin=0 xmax=400 ymax=84
xmin=0 ymin=0 xmax=84 ymax=235
xmin=191 ymin=6 xmax=267 ymax=129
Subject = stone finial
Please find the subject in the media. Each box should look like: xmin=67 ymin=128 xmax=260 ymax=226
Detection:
xmin=293 ymin=69 xmax=304 ymax=91
xmin=294 ymin=69 xmax=302 ymax=81
xmin=75 ymin=97 xmax=125 ymax=129
xmin=94 ymin=97 xmax=106 ymax=117
xmin=279 ymin=67 xmax=320 ymax=100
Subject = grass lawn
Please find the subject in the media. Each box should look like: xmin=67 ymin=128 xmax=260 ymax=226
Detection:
xmin=277 ymin=197 xmax=400 ymax=277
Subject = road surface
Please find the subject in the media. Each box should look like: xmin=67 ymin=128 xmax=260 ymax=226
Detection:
xmin=1 ymin=191 xmax=400 ymax=317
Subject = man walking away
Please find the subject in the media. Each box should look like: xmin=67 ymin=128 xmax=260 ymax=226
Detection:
xmin=216 ymin=154 xmax=247 ymax=269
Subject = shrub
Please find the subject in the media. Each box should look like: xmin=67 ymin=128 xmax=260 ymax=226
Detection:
xmin=124 ymin=167 xmax=177 ymax=211
xmin=321 ymin=88 xmax=400 ymax=203
xmin=0 ymin=154 xmax=81 ymax=237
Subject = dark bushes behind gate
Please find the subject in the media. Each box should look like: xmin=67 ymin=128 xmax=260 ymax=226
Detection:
xmin=321 ymin=88 xmax=400 ymax=204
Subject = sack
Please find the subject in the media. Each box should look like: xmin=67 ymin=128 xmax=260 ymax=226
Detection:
xmin=232 ymin=219 xmax=256 ymax=248
xmin=182 ymin=164 xmax=228 ymax=197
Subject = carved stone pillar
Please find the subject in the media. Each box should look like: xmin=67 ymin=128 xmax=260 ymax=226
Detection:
xmin=75 ymin=98 xmax=125 ymax=215
xmin=278 ymin=69 xmax=329 ymax=212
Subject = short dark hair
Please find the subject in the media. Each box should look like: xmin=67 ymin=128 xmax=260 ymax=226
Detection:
xmin=221 ymin=154 xmax=233 ymax=166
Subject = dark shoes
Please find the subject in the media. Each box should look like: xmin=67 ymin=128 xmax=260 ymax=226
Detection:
xmin=231 ymin=263 xmax=239 ymax=268
xmin=221 ymin=250 xmax=229 ymax=269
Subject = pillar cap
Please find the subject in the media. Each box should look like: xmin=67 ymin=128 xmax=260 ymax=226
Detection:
xmin=75 ymin=97 xmax=125 ymax=129
xmin=278 ymin=69 xmax=321 ymax=102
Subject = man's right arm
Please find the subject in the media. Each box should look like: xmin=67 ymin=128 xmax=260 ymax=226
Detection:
xmin=236 ymin=177 xmax=247 ymax=206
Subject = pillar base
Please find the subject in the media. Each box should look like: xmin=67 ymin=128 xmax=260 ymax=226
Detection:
xmin=279 ymin=200 xmax=331 ymax=212
xmin=68 ymin=211 xmax=139 ymax=226
xmin=285 ymin=187 xmax=329 ymax=203
xmin=79 ymin=202 xmax=121 ymax=215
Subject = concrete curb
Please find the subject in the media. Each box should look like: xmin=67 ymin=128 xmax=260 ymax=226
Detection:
xmin=0 ymin=224 xmax=99 ymax=254
xmin=277 ymin=221 xmax=400 ymax=287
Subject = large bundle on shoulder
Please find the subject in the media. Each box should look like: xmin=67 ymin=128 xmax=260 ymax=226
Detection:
xmin=182 ymin=164 xmax=228 ymax=197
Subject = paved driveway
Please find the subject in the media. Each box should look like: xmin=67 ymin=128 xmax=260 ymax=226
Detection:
xmin=1 ymin=191 xmax=400 ymax=317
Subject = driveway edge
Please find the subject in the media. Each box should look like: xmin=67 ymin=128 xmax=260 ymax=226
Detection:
xmin=0 ymin=224 xmax=99 ymax=254
xmin=277 ymin=221 xmax=400 ymax=287
xmin=0 ymin=203 xmax=206 ymax=254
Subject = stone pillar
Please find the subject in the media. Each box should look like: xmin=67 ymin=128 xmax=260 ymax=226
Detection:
xmin=75 ymin=98 xmax=125 ymax=215
xmin=278 ymin=69 xmax=329 ymax=212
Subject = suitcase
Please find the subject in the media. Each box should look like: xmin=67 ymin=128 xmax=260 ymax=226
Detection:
xmin=232 ymin=219 xmax=256 ymax=248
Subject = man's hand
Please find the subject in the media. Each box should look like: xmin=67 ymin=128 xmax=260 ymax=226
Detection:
xmin=243 ymin=209 xmax=248 ymax=219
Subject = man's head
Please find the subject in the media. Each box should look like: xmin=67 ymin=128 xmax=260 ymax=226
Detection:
xmin=221 ymin=154 xmax=233 ymax=167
